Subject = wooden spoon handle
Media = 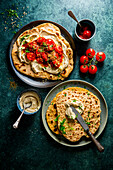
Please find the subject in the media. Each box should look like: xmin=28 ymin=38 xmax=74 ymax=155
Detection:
xmin=68 ymin=11 xmax=81 ymax=27
xmin=88 ymin=131 xmax=104 ymax=152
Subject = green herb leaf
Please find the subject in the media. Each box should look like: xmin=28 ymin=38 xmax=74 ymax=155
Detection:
xmin=43 ymin=42 xmax=47 ymax=46
xmin=25 ymin=49 xmax=30 ymax=53
xmin=73 ymin=99 xmax=76 ymax=102
xmin=86 ymin=122 xmax=90 ymax=125
xmin=75 ymin=114 xmax=78 ymax=118
xmin=54 ymin=115 xmax=60 ymax=122
xmin=50 ymin=44 xmax=53 ymax=48
xmin=64 ymin=93 xmax=66 ymax=97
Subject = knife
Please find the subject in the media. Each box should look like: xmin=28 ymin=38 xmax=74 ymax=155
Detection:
xmin=70 ymin=106 xmax=104 ymax=152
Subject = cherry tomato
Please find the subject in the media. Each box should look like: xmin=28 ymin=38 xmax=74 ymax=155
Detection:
xmin=79 ymin=35 xmax=84 ymax=39
xmin=37 ymin=37 xmax=46 ymax=44
xmin=86 ymin=48 xmax=95 ymax=58
xmin=55 ymin=45 xmax=63 ymax=55
xmin=89 ymin=65 xmax=97 ymax=74
xmin=80 ymin=65 xmax=88 ymax=73
xmin=96 ymin=52 xmax=106 ymax=62
xmin=46 ymin=39 xmax=56 ymax=51
xmin=26 ymin=52 xmax=36 ymax=61
xmin=83 ymin=30 xmax=91 ymax=39
xmin=80 ymin=55 xmax=89 ymax=64
xmin=41 ymin=52 xmax=48 ymax=62
xmin=36 ymin=57 xmax=43 ymax=64
xmin=52 ymin=60 xmax=60 ymax=68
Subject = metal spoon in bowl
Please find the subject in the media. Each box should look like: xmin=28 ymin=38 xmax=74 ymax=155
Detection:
xmin=68 ymin=11 xmax=82 ymax=28
xmin=13 ymin=102 xmax=32 ymax=129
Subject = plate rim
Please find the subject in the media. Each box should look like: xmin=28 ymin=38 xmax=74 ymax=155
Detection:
xmin=9 ymin=20 xmax=76 ymax=88
xmin=42 ymin=79 xmax=108 ymax=147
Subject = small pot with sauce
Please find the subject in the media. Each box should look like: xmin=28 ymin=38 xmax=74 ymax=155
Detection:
xmin=75 ymin=19 xmax=96 ymax=41
xmin=17 ymin=89 xmax=41 ymax=115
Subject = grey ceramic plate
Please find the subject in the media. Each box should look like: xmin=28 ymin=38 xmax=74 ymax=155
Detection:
xmin=42 ymin=80 xmax=108 ymax=147
xmin=9 ymin=20 xmax=75 ymax=88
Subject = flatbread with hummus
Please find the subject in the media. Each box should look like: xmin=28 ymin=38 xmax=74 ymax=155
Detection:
xmin=46 ymin=87 xmax=101 ymax=142
xmin=11 ymin=23 xmax=74 ymax=80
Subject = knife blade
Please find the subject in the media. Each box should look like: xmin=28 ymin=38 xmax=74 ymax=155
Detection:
xmin=70 ymin=106 xmax=104 ymax=152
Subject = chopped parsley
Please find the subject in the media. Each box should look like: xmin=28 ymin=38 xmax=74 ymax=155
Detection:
xmin=42 ymin=42 xmax=47 ymax=46
xmin=44 ymin=67 xmax=46 ymax=69
xmin=64 ymin=93 xmax=67 ymax=97
xmin=25 ymin=49 xmax=30 ymax=53
xmin=6 ymin=9 xmax=19 ymax=18
xmin=75 ymin=114 xmax=78 ymax=118
xmin=20 ymin=35 xmax=29 ymax=42
xmin=38 ymin=49 xmax=44 ymax=52
xmin=54 ymin=115 xmax=60 ymax=122
xmin=79 ymin=105 xmax=82 ymax=109
xmin=50 ymin=44 xmax=53 ymax=48
xmin=87 ymin=92 xmax=90 ymax=96
xmin=73 ymin=99 xmax=76 ymax=102
xmin=58 ymin=74 xmax=61 ymax=77
xmin=86 ymin=122 xmax=91 ymax=125
xmin=60 ymin=118 xmax=66 ymax=134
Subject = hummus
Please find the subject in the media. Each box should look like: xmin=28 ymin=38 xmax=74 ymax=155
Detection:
xmin=65 ymin=100 xmax=84 ymax=120
xmin=19 ymin=91 xmax=41 ymax=113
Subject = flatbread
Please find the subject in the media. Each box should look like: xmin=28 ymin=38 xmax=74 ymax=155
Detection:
xmin=46 ymin=87 xmax=101 ymax=142
xmin=46 ymin=97 xmax=60 ymax=135
xmin=11 ymin=23 xmax=73 ymax=80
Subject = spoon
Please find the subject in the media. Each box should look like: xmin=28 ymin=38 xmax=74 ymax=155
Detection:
xmin=68 ymin=11 xmax=82 ymax=28
xmin=13 ymin=102 xmax=32 ymax=129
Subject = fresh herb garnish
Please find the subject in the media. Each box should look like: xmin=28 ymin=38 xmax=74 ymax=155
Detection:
xmin=73 ymin=99 xmax=76 ymax=102
xmin=21 ymin=35 xmax=30 ymax=42
xmin=75 ymin=114 xmax=78 ymax=118
xmin=54 ymin=115 xmax=60 ymax=122
xmin=64 ymin=93 xmax=66 ymax=97
xmin=50 ymin=44 xmax=53 ymax=48
xmin=79 ymin=105 xmax=82 ymax=109
xmin=60 ymin=118 xmax=66 ymax=134
xmin=86 ymin=122 xmax=90 ymax=125
xmin=58 ymin=74 xmax=60 ymax=77
xmin=87 ymin=92 xmax=90 ymax=96
xmin=6 ymin=9 xmax=19 ymax=18
xmin=25 ymin=49 xmax=30 ymax=53
xmin=38 ymin=49 xmax=44 ymax=52
xmin=43 ymin=42 xmax=47 ymax=46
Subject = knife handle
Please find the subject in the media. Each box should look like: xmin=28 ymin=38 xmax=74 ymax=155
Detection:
xmin=87 ymin=131 xmax=104 ymax=152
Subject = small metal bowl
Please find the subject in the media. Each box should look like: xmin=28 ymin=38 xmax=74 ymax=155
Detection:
xmin=17 ymin=89 xmax=41 ymax=115
xmin=75 ymin=19 xmax=96 ymax=41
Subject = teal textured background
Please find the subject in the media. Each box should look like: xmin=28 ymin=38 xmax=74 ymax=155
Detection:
xmin=0 ymin=0 xmax=113 ymax=169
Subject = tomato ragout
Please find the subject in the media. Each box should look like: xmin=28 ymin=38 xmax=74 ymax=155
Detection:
xmin=22 ymin=37 xmax=64 ymax=68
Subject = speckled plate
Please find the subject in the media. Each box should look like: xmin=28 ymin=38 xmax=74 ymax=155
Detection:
xmin=9 ymin=20 xmax=76 ymax=88
xmin=42 ymin=80 xmax=108 ymax=147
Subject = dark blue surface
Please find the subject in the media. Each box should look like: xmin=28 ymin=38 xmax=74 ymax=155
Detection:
xmin=0 ymin=0 xmax=113 ymax=169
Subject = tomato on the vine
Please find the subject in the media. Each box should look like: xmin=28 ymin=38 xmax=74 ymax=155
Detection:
xmin=80 ymin=65 xmax=88 ymax=73
xmin=96 ymin=52 xmax=106 ymax=62
xmin=80 ymin=55 xmax=89 ymax=64
xmin=89 ymin=65 xmax=97 ymax=74
xmin=86 ymin=48 xmax=95 ymax=58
